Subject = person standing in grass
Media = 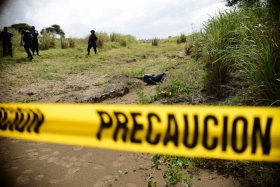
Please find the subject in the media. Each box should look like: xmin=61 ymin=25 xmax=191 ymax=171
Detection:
xmin=31 ymin=26 xmax=40 ymax=56
xmin=19 ymin=27 xmax=33 ymax=60
xmin=0 ymin=27 xmax=13 ymax=57
xmin=87 ymin=30 xmax=98 ymax=55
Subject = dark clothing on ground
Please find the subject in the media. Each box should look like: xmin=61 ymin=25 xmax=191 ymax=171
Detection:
xmin=87 ymin=33 xmax=98 ymax=55
xmin=31 ymin=30 xmax=39 ymax=55
xmin=143 ymin=73 xmax=166 ymax=85
xmin=21 ymin=30 xmax=33 ymax=59
xmin=0 ymin=30 xmax=13 ymax=57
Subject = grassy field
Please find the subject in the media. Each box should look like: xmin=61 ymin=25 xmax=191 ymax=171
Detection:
xmin=1 ymin=3 xmax=280 ymax=186
xmin=1 ymin=38 xmax=280 ymax=186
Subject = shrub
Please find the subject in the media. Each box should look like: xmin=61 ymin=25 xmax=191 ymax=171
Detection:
xmin=61 ymin=38 xmax=68 ymax=49
xmin=152 ymin=38 xmax=159 ymax=46
xmin=109 ymin=32 xmax=130 ymax=47
xmin=96 ymin=32 xmax=109 ymax=48
xmin=110 ymin=32 xmax=122 ymax=42
xmin=176 ymin=37 xmax=180 ymax=44
xmin=180 ymin=33 xmax=187 ymax=43
xmin=40 ymin=30 xmax=56 ymax=50
xmin=185 ymin=42 xmax=193 ymax=55
xmin=69 ymin=38 xmax=75 ymax=48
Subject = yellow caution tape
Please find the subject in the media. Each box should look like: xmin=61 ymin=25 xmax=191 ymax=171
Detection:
xmin=0 ymin=103 xmax=280 ymax=161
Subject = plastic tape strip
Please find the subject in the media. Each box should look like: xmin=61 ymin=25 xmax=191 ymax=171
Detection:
xmin=0 ymin=103 xmax=279 ymax=161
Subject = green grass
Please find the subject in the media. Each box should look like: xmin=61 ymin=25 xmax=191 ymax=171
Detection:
xmin=1 ymin=13 xmax=280 ymax=186
xmin=191 ymin=5 xmax=280 ymax=106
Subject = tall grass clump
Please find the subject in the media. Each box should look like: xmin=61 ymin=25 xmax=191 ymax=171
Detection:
xmin=177 ymin=33 xmax=187 ymax=44
xmin=68 ymin=38 xmax=75 ymax=48
xmin=61 ymin=38 xmax=68 ymax=49
xmin=192 ymin=9 xmax=241 ymax=94
xmin=152 ymin=37 xmax=159 ymax=46
xmin=192 ymin=4 xmax=280 ymax=105
xmin=124 ymin=34 xmax=138 ymax=44
xmin=40 ymin=30 xmax=56 ymax=50
xmin=96 ymin=32 xmax=109 ymax=48
xmin=232 ymin=6 xmax=280 ymax=105
xmin=113 ymin=33 xmax=137 ymax=46
xmin=165 ymin=36 xmax=178 ymax=43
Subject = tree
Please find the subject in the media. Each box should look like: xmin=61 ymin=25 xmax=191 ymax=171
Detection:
xmin=40 ymin=24 xmax=66 ymax=49
xmin=223 ymin=0 xmax=280 ymax=22
xmin=40 ymin=24 xmax=65 ymax=38
xmin=10 ymin=23 xmax=31 ymax=31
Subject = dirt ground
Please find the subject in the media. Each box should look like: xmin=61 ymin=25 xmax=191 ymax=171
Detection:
xmin=0 ymin=56 xmax=241 ymax=186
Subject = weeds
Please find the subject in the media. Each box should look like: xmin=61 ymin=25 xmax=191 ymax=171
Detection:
xmin=191 ymin=5 xmax=280 ymax=105
xmin=40 ymin=30 xmax=56 ymax=50
xmin=135 ymin=87 xmax=150 ymax=104
xmin=151 ymin=154 xmax=195 ymax=186
xmin=152 ymin=38 xmax=159 ymax=46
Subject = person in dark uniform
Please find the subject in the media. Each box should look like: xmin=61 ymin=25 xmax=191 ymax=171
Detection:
xmin=19 ymin=27 xmax=33 ymax=60
xmin=0 ymin=27 xmax=13 ymax=57
xmin=31 ymin=26 xmax=40 ymax=56
xmin=87 ymin=30 xmax=98 ymax=55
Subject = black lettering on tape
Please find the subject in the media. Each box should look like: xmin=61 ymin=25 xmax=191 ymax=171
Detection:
xmin=8 ymin=108 xmax=17 ymax=131
xmin=203 ymin=115 xmax=218 ymax=150
xmin=113 ymin=112 xmax=129 ymax=142
xmin=0 ymin=107 xmax=44 ymax=133
xmin=222 ymin=116 xmax=228 ymax=151
xmin=164 ymin=114 xmax=179 ymax=146
xmin=28 ymin=109 xmax=44 ymax=133
xmin=13 ymin=109 xmax=24 ymax=132
xmin=146 ymin=113 xmax=161 ymax=145
xmin=183 ymin=115 xmax=198 ymax=148
xmin=15 ymin=110 xmax=30 ymax=132
xmin=232 ymin=117 xmax=247 ymax=153
xmin=130 ymin=113 xmax=143 ymax=144
xmin=96 ymin=111 xmax=113 ymax=140
xmin=252 ymin=117 xmax=272 ymax=155
xmin=0 ymin=107 xmax=8 ymax=130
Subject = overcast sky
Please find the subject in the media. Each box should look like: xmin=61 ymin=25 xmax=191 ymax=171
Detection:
xmin=0 ymin=0 xmax=228 ymax=39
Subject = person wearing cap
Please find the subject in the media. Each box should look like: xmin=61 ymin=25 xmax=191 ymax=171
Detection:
xmin=0 ymin=27 xmax=13 ymax=57
xmin=31 ymin=26 xmax=40 ymax=56
xmin=87 ymin=30 xmax=98 ymax=55
xmin=19 ymin=27 xmax=33 ymax=60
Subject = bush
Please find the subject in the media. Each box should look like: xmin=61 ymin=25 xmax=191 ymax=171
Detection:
xmin=61 ymin=38 xmax=68 ymax=49
xmin=180 ymin=33 xmax=187 ymax=43
xmin=69 ymin=38 xmax=75 ymax=48
xmin=110 ymin=32 xmax=122 ymax=42
xmin=109 ymin=32 xmax=130 ymax=47
xmin=176 ymin=37 xmax=180 ymax=44
xmin=192 ymin=5 xmax=280 ymax=105
xmin=96 ymin=32 xmax=109 ymax=48
xmin=185 ymin=42 xmax=193 ymax=55
xmin=40 ymin=30 xmax=56 ymax=50
xmin=152 ymin=38 xmax=159 ymax=46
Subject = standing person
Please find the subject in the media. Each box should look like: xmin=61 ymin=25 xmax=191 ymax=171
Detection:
xmin=31 ymin=26 xmax=40 ymax=56
xmin=19 ymin=27 xmax=33 ymax=60
xmin=0 ymin=27 xmax=13 ymax=57
xmin=87 ymin=30 xmax=98 ymax=55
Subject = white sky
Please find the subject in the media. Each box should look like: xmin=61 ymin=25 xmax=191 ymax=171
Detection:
xmin=0 ymin=0 xmax=228 ymax=39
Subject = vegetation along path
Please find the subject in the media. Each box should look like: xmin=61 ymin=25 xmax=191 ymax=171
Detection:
xmin=1 ymin=4 xmax=280 ymax=184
